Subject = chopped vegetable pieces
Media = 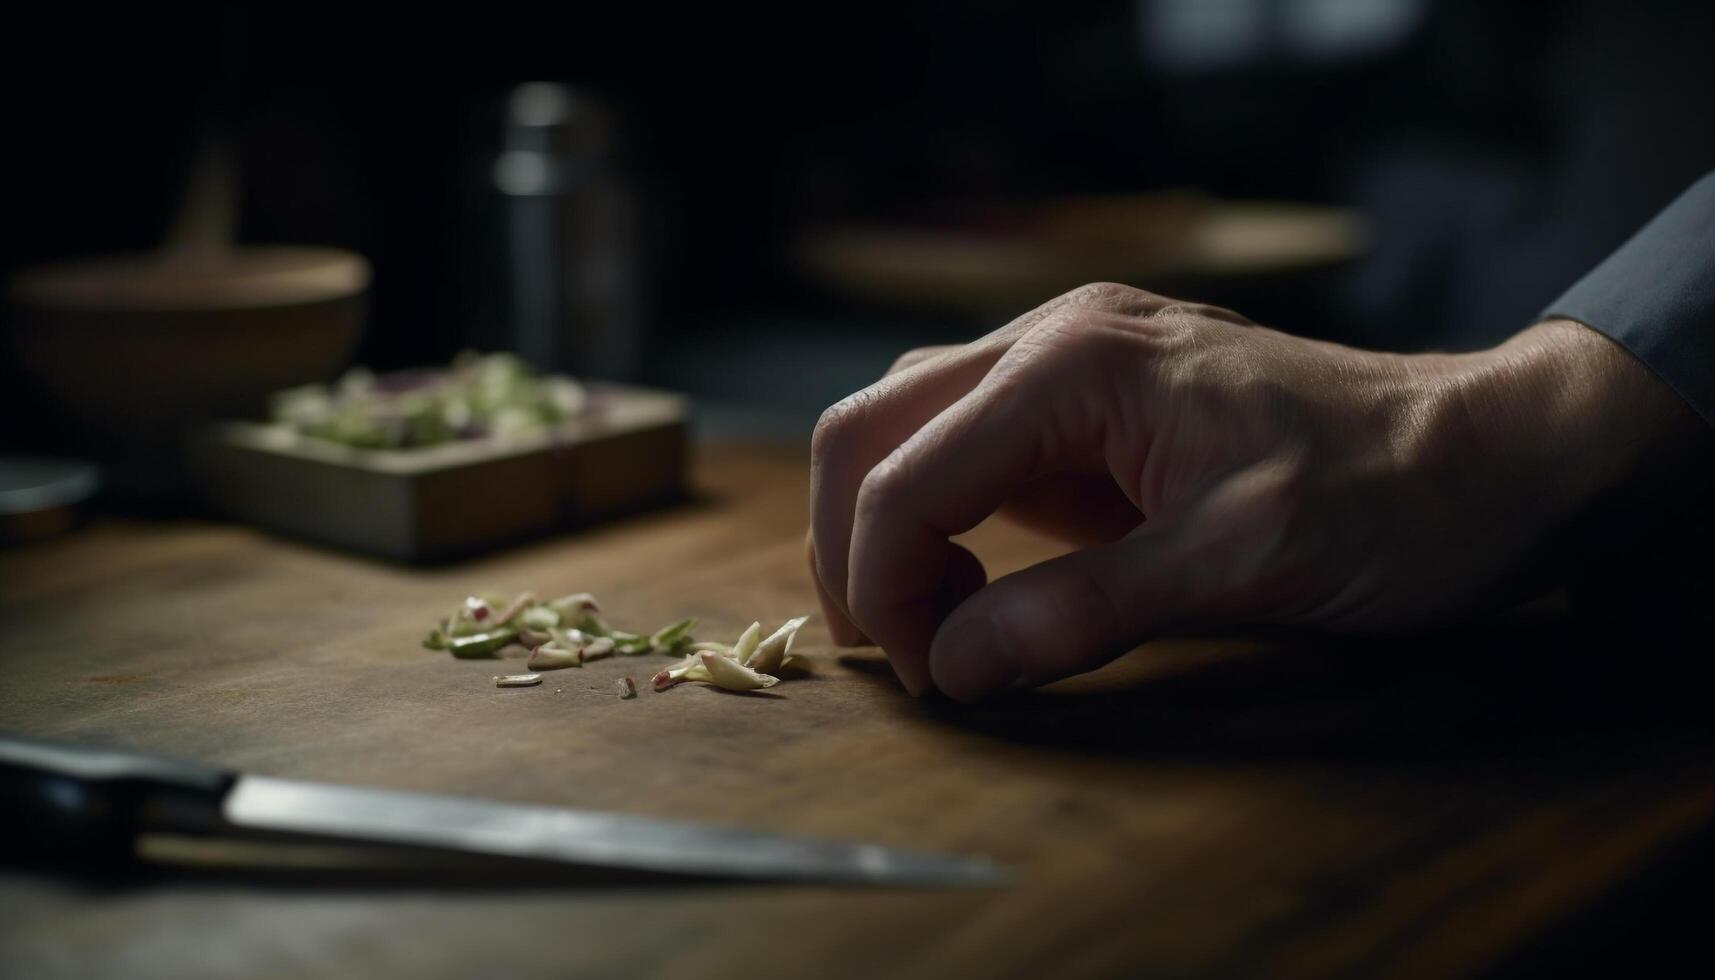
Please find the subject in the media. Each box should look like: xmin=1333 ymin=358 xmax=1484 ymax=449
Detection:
xmin=449 ymin=628 xmax=519 ymax=658
xmin=699 ymin=650 xmax=779 ymax=691
xmin=730 ymin=622 xmax=763 ymax=664
xmin=526 ymin=645 xmax=582 ymax=671
xmin=745 ymin=616 xmax=808 ymax=673
xmin=649 ymin=618 xmax=697 ymax=655
xmin=422 ymin=593 xmax=810 ymax=696
xmin=272 ymin=352 xmax=589 ymax=450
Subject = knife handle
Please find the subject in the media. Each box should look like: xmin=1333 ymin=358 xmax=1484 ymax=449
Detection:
xmin=0 ymin=736 xmax=236 ymax=868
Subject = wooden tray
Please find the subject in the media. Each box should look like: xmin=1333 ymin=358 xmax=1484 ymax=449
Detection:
xmin=186 ymin=383 xmax=689 ymax=562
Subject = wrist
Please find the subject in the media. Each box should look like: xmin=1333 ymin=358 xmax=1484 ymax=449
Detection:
xmin=1409 ymin=319 xmax=1701 ymax=528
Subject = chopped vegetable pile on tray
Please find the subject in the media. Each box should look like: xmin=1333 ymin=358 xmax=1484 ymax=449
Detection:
xmin=424 ymin=591 xmax=811 ymax=694
xmin=272 ymin=351 xmax=587 ymax=449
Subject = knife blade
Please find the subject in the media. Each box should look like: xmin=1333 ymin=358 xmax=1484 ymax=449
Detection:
xmin=0 ymin=736 xmax=1006 ymax=887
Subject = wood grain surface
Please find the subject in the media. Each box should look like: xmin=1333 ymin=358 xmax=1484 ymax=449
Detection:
xmin=2 ymin=443 xmax=1712 ymax=979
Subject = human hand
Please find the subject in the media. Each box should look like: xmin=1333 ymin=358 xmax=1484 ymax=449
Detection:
xmin=808 ymin=284 xmax=1698 ymax=701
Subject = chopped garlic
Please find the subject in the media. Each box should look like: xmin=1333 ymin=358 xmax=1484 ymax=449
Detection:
xmin=617 ymin=677 xmax=637 ymax=699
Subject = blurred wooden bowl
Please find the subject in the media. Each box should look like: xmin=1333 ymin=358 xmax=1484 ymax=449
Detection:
xmin=5 ymin=246 xmax=368 ymax=450
xmin=797 ymin=195 xmax=1367 ymax=314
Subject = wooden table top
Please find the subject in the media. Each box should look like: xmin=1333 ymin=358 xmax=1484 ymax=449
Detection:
xmin=2 ymin=443 xmax=1712 ymax=979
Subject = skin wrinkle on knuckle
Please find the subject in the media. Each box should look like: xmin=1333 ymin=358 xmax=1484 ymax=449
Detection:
xmin=812 ymin=382 xmax=898 ymax=483
xmin=1011 ymin=307 xmax=1117 ymax=372
xmin=810 ymin=399 xmax=861 ymax=472
xmin=1063 ymin=281 xmax=1153 ymax=314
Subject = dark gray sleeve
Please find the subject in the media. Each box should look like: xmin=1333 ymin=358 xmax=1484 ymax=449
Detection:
xmin=1543 ymin=169 xmax=1715 ymax=429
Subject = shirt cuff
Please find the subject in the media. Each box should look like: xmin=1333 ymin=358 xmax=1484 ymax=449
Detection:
xmin=1541 ymin=170 xmax=1715 ymax=430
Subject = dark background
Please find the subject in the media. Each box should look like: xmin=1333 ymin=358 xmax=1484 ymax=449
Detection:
xmin=4 ymin=0 xmax=1714 ymax=444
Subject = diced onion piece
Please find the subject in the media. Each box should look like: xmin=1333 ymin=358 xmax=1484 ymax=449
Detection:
xmin=653 ymin=653 xmax=712 ymax=690
xmin=527 ymin=645 xmax=582 ymax=670
xmin=699 ymin=650 xmax=778 ymax=691
xmin=730 ymin=622 xmax=763 ymax=664
xmin=745 ymin=615 xmax=809 ymax=673
xmin=494 ymin=674 xmax=542 ymax=688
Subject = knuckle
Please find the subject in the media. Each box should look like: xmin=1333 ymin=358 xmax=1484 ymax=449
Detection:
xmin=1021 ymin=309 xmax=1129 ymax=367
xmin=886 ymin=346 xmax=938 ymax=377
xmin=1140 ymin=314 xmax=1228 ymax=382
xmin=1063 ymin=281 xmax=1148 ymax=310
xmin=1019 ymin=309 xmax=1096 ymax=353
xmin=1142 ymin=304 xmax=1202 ymax=344
xmin=811 ymin=392 xmax=871 ymax=468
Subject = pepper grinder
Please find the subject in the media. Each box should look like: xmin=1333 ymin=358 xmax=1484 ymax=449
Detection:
xmin=493 ymin=83 xmax=640 ymax=380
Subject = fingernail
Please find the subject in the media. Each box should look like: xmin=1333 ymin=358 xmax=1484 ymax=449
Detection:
xmin=931 ymin=618 xmax=1021 ymax=701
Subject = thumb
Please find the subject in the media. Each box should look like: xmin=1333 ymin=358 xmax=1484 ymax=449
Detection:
xmin=926 ymin=529 xmax=1204 ymax=702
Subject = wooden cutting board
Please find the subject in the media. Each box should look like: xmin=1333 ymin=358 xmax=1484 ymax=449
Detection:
xmin=1 ymin=443 xmax=1713 ymax=979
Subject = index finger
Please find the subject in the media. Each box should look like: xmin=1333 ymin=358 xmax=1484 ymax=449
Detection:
xmin=845 ymin=316 xmax=1130 ymax=689
xmin=808 ymin=289 xmax=1120 ymax=629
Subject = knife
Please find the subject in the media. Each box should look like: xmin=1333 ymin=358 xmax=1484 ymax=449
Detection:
xmin=0 ymin=736 xmax=1006 ymax=887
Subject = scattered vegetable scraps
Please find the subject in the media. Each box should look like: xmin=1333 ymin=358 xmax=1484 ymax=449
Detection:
xmin=424 ymin=592 xmax=690 ymax=663
xmin=423 ymin=592 xmax=811 ymax=696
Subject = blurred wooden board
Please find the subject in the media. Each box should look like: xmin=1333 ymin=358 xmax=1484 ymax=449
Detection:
xmin=185 ymin=384 xmax=688 ymax=562
xmin=798 ymin=196 xmax=1367 ymax=313
xmin=2 ymin=443 xmax=1714 ymax=978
